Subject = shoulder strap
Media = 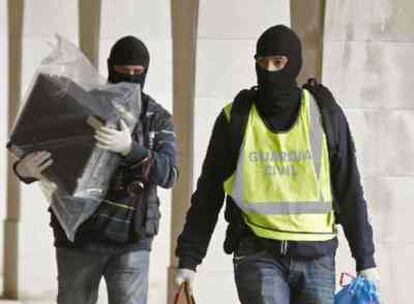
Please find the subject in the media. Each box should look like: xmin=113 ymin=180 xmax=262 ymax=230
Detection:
xmin=302 ymin=79 xmax=339 ymax=157
xmin=228 ymin=88 xmax=255 ymax=169
xmin=302 ymin=79 xmax=341 ymax=218
xmin=318 ymin=103 xmax=337 ymax=157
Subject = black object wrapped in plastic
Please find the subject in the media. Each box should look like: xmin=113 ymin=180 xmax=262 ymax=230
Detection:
xmin=8 ymin=72 xmax=141 ymax=241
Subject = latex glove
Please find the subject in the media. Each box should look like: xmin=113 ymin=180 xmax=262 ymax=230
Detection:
xmin=94 ymin=119 xmax=132 ymax=156
xmin=15 ymin=151 xmax=53 ymax=179
xmin=174 ymin=268 xmax=196 ymax=295
xmin=359 ymin=267 xmax=379 ymax=285
xmin=359 ymin=267 xmax=382 ymax=302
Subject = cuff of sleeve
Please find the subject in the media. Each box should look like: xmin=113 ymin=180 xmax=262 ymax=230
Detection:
xmin=12 ymin=161 xmax=38 ymax=184
xmin=178 ymin=256 xmax=199 ymax=272
xmin=123 ymin=140 xmax=149 ymax=164
xmin=356 ymin=255 xmax=376 ymax=272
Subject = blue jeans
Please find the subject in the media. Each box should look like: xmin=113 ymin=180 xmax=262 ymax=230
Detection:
xmin=233 ymin=239 xmax=335 ymax=304
xmin=56 ymin=246 xmax=150 ymax=304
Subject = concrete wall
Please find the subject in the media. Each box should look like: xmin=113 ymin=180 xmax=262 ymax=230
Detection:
xmin=323 ymin=1 xmax=414 ymax=303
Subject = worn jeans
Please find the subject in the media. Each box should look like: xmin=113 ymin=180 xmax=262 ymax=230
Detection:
xmin=56 ymin=246 xmax=150 ymax=304
xmin=233 ymin=239 xmax=335 ymax=304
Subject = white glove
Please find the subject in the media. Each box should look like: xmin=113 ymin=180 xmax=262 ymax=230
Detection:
xmin=15 ymin=151 xmax=53 ymax=180
xmin=174 ymin=268 xmax=196 ymax=295
xmin=94 ymin=119 xmax=132 ymax=156
xmin=359 ymin=267 xmax=379 ymax=285
xmin=359 ymin=268 xmax=382 ymax=302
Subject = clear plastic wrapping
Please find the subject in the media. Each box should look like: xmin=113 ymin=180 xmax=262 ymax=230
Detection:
xmin=7 ymin=35 xmax=142 ymax=241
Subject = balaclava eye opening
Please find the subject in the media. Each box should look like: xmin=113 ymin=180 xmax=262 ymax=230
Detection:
xmin=255 ymin=25 xmax=302 ymax=117
xmin=107 ymin=36 xmax=150 ymax=89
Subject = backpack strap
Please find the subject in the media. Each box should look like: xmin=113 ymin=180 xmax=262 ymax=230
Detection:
xmin=303 ymin=78 xmax=340 ymax=218
xmin=223 ymin=88 xmax=255 ymax=254
xmin=302 ymin=78 xmax=339 ymax=158
xmin=318 ymin=104 xmax=338 ymax=158
xmin=227 ymin=88 xmax=256 ymax=171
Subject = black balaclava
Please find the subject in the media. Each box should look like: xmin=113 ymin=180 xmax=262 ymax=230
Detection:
xmin=107 ymin=36 xmax=150 ymax=89
xmin=255 ymin=25 xmax=302 ymax=125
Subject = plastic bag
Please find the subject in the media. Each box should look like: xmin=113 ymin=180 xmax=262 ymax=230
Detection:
xmin=7 ymin=35 xmax=142 ymax=241
xmin=335 ymin=273 xmax=380 ymax=304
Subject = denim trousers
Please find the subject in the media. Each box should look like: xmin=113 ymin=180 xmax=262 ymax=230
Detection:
xmin=56 ymin=246 xmax=150 ymax=304
xmin=233 ymin=239 xmax=335 ymax=304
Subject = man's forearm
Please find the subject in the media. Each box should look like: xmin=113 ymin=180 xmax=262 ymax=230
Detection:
xmin=176 ymin=182 xmax=225 ymax=270
xmin=176 ymin=111 xmax=231 ymax=269
xmin=334 ymin=108 xmax=376 ymax=271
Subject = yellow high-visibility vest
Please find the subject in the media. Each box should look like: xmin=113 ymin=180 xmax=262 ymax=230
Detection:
xmin=223 ymin=89 xmax=336 ymax=241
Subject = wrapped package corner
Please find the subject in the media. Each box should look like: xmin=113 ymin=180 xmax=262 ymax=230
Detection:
xmin=7 ymin=36 xmax=142 ymax=242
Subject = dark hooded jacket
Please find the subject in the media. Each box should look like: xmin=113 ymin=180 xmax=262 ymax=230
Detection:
xmin=13 ymin=36 xmax=178 ymax=251
xmin=176 ymin=25 xmax=375 ymax=272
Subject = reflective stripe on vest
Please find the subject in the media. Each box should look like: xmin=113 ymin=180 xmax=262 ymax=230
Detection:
xmin=223 ymin=89 xmax=336 ymax=241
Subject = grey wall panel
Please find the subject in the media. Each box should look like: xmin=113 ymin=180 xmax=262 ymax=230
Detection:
xmin=198 ymin=0 xmax=289 ymax=39
xmin=375 ymin=243 xmax=414 ymax=303
xmin=325 ymin=0 xmax=414 ymax=41
xmin=325 ymin=1 xmax=414 ymax=302
xmin=382 ymin=112 xmax=414 ymax=175
xmin=344 ymin=110 xmax=385 ymax=176
xmin=101 ymin=0 xmax=170 ymax=39
xmin=372 ymin=178 xmax=414 ymax=243
xmin=195 ymin=40 xmax=256 ymax=99
xmin=324 ymin=41 xmax=414 ymax=110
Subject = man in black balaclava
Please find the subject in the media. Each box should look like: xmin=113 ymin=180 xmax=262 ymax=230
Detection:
xmin=14 ymin=35 xmax=178 ymax=304
xmin=175 ymin=24 xmax=380 ymax=304
xmin=255 ymin=25 xmax=302 ymax=131
xmin=107 ymin=35 xmax=150 ymax=88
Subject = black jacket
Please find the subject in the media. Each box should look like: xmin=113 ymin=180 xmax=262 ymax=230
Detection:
xmin=176 ymin=86 xmax=375 ymax=272
xmin=14 ymin=93 xmax=178 ymax=251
